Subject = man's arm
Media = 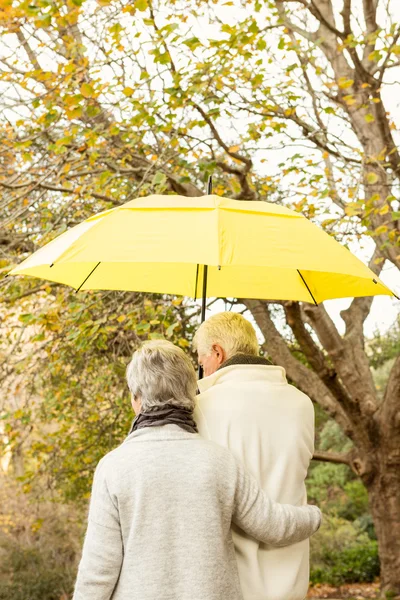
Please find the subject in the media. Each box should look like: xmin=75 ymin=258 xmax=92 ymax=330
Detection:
xmin=232 ymin=457 xmax=321 ymax=547
xmin=73 ymin=460 xmax=123 ymax=600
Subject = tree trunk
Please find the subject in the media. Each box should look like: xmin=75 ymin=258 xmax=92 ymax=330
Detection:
xmin=366 ymin=452 xmax=400 ymax=596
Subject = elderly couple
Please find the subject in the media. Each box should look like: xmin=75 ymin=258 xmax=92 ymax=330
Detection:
xmin=73 ymin=312 xmax=320 ymax=600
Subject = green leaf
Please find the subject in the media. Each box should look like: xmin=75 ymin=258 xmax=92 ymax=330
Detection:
xmin=368 ymin=50 xmax=382 ymax=62
xmin=366 ymin=172 xmax=379 ymax=184
xmin=19 ymin=313 xmax=36 ymax=324
xmin=183 ymin=37 xmax=201 ymax=50
xmin=134 ymin=0 xmax=148 ymax=10
xmin=153 ymin=171 xmax=167 ymax=185
xmin=166 ymin=322 xmax=179 ymax=337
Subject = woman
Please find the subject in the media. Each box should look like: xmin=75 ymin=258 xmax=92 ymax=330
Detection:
xmin=73 ymin=340 xmax=321 ymax=600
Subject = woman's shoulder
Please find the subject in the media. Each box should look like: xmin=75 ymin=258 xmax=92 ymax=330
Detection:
xmin=192 ymin=437 xmax=238 ymax=470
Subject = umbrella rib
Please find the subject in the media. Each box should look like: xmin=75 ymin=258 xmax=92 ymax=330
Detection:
xmin=194 ymin=264 xmax=199 ymax=300
xmin=76 ymin=262 xmax=101 ymax=293
xmin=297 ymin=270 xmax=318 ymax=306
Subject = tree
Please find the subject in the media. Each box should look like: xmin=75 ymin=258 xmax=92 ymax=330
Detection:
xmin=1 ymin=0 xmax=399 ymax=593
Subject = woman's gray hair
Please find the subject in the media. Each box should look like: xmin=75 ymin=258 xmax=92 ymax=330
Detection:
xmin=193 ymin=312 xmax=259 ymax=359
xmin=126 ymin=340 xmax=197 ymax=412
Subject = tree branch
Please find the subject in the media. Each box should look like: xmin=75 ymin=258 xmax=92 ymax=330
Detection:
xmin=15 ymin=29 xmax=42 ymax=72
xmin=377 ymin=26 xmax=400 ymax=86
xmin=341 ymin=0 xmax=352 ymax=34
xmin=362 ymin=0 xmax=379 ymax=66
xmin=312 ymin=450 xmax=352 ymax=466
xmin=340 ymin=246 xmax=385 ymax=343
xmin=308 ymin=0 xmax=345 ymax=39
xmin=381 ymin=354 xmax=400 ymax=427
xmin=283 ymin=301 xmax=354 ymax=406
xmin=303 ymin=303 xmax=378 ymax=427
xmin=2 ymin=282 xmax=58 ymax=304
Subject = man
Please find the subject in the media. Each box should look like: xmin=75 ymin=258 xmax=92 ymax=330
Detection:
xmin=193 ymin=312 xmax=315 ymax=600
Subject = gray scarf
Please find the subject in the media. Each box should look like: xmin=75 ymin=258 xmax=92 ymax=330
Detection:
xmin=129 ymin=404 xmax=198 ymax=435
xmin=218 ymin=352 xmax=272 ymax=370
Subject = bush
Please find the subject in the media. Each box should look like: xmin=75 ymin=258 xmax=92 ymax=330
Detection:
xmin=0 ymin=542 xmax=74 ymax=600
xmin=310 ymin=516 xmax=380 ymax=586
xmin=0 ymin=475 xmax=84 ymax=600
xmin=311 ymin=541 xmax=380 ymax=586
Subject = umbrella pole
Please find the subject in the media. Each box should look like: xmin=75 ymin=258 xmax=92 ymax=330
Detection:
xmin=200 ymin=174 xmax=212 ymax=324
xmin=198 ymin=266 xmax=208 ymax=379
xmin=198 ymin=176 xmax=213 ymax=379
xmin=200 ymin=175 xmax=213 ymax=323
xmin=201 ymin=265 xmax=208 ymax=323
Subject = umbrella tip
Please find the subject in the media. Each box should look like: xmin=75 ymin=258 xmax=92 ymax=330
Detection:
xmin=207 ymin=175 xmax=213 ymax=195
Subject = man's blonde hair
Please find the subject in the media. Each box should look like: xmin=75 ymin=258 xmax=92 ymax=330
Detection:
xmin=193 ymin=312 xmax=259 ymax=359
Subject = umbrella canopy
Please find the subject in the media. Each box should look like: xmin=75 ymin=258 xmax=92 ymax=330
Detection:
xmin=10 ymin=194 xmax=396 ymax=304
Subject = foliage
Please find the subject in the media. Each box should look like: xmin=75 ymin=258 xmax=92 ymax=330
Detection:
xmin=1 ymin=290 xmax=197 ymax=499
xmin=0 ymin=475 xmax=82 ymax=600
xmin=311 ymin=540 xmax=380 ymax=586
xmin=0 ymin=542 xmax=75 ymax=600
xmin=367 ymin=316 xmax=400 ymax=370
xmin=310 ymin=516 xmax=380 ymax=586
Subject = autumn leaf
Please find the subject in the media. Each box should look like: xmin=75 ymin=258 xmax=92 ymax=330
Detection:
xmin=338 ymin=77 xmax=354 ymax=89
xmin=366 ymin=172 xmax=379 ymax=184
xmin=80 ymin=83 xmax=94 ymax=98
xmin=134 ymin=0 xmax=148 ymax=10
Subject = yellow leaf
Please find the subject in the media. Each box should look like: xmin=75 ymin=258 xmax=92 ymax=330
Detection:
xmin=338 ymin=77 xmax=354 ymax=89
xmin=343 ymin=94 xmax=356 ymax=106
xmin=375 ymin=225 xmax=388 ymax=235
xmin=117 ymin=315 xmax=126 ymax=322
xmin=379 ymin=204 xmax=389 ymax=215
xmin=80 ymin=83 xmax=94 ymax=98
xmin=134 ymin=0 xmax=148 ymax=10
xmin=229 ymin=145 xmax=240 ymax=153
xmin=345 ymin=202 xmax=363 ymax=216
xmin=66 ymin=106 xmax=83 ymax=119
xmin=123 ymin=87 xmax=134 ymax=97
xmin=366 ymin=172 xmax=379 ymax=184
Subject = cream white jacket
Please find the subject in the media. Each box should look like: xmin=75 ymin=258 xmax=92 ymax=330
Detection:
xmin=195 ymin=364 xmax=315 ymax=600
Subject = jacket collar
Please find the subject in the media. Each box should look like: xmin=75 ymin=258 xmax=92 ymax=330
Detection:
xmin=197 ymin=363 xmax=287 ymax=394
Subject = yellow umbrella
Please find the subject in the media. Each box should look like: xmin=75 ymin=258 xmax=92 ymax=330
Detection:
xmin=10 ymin=194 xmax=397 ymax=309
